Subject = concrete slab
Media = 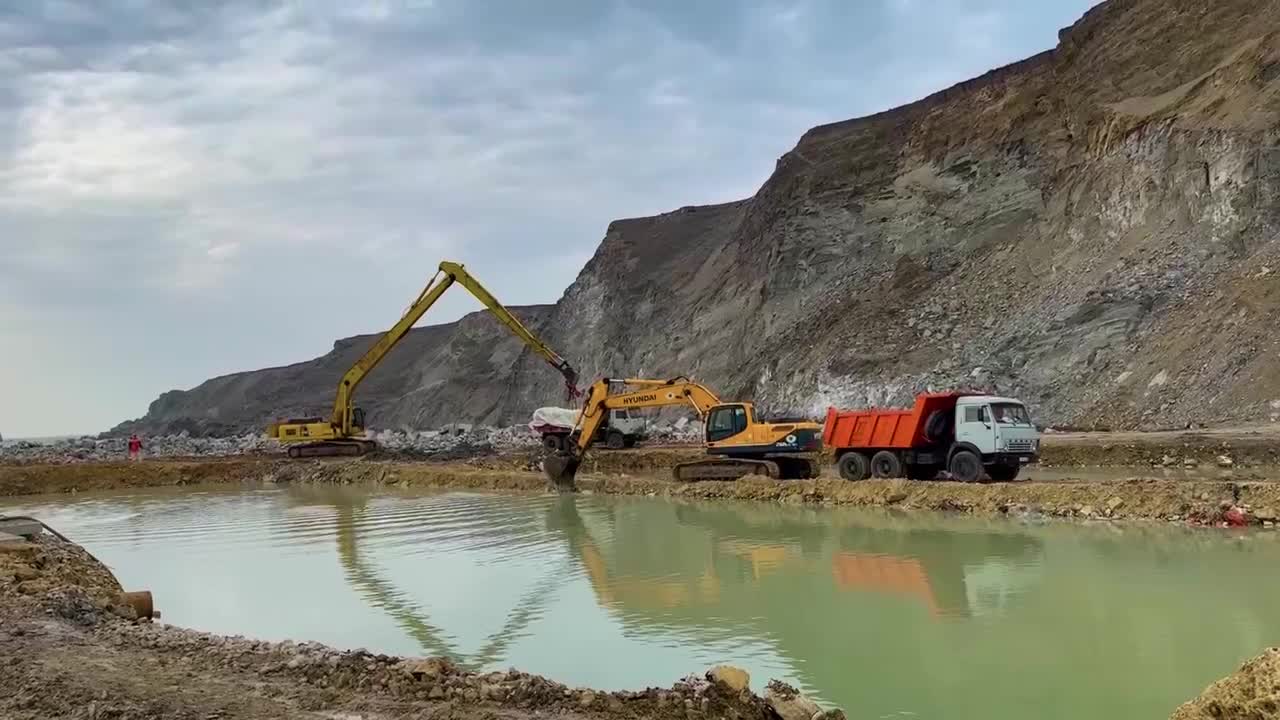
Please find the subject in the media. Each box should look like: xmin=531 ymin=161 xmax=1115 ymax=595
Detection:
xmin=0 ymin=519 xmax=42 ymax=539
xmin=0 ymin=531 xmax=24 ymax=544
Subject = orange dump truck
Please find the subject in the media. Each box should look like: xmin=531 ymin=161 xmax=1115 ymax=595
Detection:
xmin=822 ymin=392 xmax=1040 ymax=483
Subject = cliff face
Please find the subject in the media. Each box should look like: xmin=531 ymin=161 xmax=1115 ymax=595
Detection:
xmin=122 ymin=0 xmax=1280 ymax=435
xmin=113 ymin=305 xmax=556 ymax=436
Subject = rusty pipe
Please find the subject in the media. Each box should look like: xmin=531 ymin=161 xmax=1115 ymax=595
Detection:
xmin=118 ymin=591 xmax=158 ymax=620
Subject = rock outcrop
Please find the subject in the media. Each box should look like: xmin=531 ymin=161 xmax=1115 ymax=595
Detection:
xmin=120 ymin=0 xmax=1280 ymax=435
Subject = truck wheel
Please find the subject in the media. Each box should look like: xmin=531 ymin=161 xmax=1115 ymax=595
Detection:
xmin=987 ymin=465 xmax=1020 ymax=483
xmin=948 ymin=451 xmax=983 ymax=483
xmin=542 ymin=435 xmax=563 ymax=452
xmin=606 ymin=431 xmax=626 ymax=450
xmin=870 ymin=451 xmax=902 ymax=479
xmin=837 ymin=452 xmax=870 ymax=481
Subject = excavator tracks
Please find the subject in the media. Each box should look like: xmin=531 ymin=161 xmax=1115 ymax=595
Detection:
xmin=671 ymin=456 xmax=818 ymax=482
xmin=286 ymin=440 xmax=378 ymax=459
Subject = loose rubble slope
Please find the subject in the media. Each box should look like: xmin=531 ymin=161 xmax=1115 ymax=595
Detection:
xmin=123 ymin=0 xmax=1280 ymax=436
xmin=1170 ymin=648 xmax=1280 ymax=720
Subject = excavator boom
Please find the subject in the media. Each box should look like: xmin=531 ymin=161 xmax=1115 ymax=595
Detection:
xmin=269 ymin=261 xmax=577 ymax=458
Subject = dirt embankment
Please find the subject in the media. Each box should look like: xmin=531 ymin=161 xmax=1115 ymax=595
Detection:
xmin=0 ymin=530 xmax=835 ymax=720
xmin=5 ymin=453 xmax=1280 ymax=527
xmin=1170 ymin=648 xmax=1280 ymax=720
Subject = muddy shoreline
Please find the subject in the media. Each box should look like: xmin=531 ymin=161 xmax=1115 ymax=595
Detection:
xmin=4 ymin=451 xmax=1280 ymax=527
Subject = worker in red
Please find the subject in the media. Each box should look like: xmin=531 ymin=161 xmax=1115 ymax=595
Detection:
xmin=128 ymin=434 xmax=143 ymax=461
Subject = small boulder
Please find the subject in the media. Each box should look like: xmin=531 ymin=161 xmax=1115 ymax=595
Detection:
xmin=1106 ymin=497 xmax=1124 ymax=513
xmin=766 ymin=681 xmax=822 ymax=720
xmin=403 ymin=657 xmax=453 ymax=680
xmin=1217 ymin=455 xmax=1235 ymax=468
xmin=1255 ymin=508 xmax=1278 ymax=523
xmin=707 ymin=665 xmax=751 ymax=692
xmin=578 ymin=691 xmax=598 ymax=708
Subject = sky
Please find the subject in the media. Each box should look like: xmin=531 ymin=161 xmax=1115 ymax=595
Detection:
xmin=0 ymin=0 xmax=1101 ymax=437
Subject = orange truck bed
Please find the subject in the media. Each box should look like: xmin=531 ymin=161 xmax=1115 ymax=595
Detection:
xmin=822 ymin=392 xmax=964 ymax=450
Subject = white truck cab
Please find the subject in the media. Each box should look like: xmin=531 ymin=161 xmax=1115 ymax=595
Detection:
xmin=953 ymin=395 xmax=1040 ymax=480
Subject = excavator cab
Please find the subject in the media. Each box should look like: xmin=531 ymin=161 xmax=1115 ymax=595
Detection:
xmin=705 ymin=404 xmax=750 ymax=443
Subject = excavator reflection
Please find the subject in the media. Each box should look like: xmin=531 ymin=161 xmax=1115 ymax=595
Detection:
xmin=281 ymin=487 xmax=1044 ymax=689
xmin=282 ymin=488 xmax=575 ymax=669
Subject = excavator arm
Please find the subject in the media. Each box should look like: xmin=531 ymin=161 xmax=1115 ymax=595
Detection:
xmin=570 ymin=377 xmax=720 ymax=456
xmin=270 ymin=260 xmax=577 ymax=457
xmin=544 ymin=377 xmax=721 ymax=491
xmin=330 ymin=261 xmax=577 ymax=436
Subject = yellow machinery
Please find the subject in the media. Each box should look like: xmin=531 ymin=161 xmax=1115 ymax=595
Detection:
xmin=268 ymin=261 xmax=577 ymax=458
xmin=544 ymin=377 xmax=822 ymax=491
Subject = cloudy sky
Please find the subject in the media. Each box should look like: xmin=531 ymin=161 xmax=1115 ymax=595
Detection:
xmin=0 ymin=0 xmax=1099 ymax=437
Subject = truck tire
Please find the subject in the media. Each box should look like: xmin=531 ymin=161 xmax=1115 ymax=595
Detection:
xmin=987 ymin=464 xmax=1020 ymax=483
xmin=948 ymin=450 xmax=983 ymax=483
xmin=870 ymin=451 xmax=902 ymax=479
xmin=606 ymin=431 xmax=626 ymax=450
xmin=837 ymin=452 xmax=870 ymax=482
xmin=542 ymin=435 xmax=564 ymax=452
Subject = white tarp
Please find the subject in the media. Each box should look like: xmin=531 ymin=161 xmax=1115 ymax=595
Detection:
xmin=529 ymin=407 xmax=579 ymax=432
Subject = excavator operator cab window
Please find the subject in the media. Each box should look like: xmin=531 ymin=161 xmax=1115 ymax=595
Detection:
xmin=353 ymin=407 xmax=366 ymax=429
xmin=707 ymin=405 xmax=748 ymax=442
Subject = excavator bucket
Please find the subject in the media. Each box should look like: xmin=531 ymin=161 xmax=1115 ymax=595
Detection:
xmin=542 ymin=452 xmax=580 ymax=493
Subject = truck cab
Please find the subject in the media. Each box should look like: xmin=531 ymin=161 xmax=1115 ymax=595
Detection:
xmin=953 ymin=395 xmax=1040 ymax=479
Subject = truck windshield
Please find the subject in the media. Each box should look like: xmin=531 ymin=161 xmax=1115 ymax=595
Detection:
xmin=992 ymin=403 xmax=1031 ymax=426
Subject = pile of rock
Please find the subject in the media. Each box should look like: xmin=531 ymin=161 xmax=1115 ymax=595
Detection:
xmin=0 ymin=418 xmax=706 ymax=465
xmin=0 ymin=433 xmax=282 ymax=464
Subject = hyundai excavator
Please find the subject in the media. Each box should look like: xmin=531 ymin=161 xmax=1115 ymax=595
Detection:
xmin=543 ymin=377 xmax=822 ymax=492
xmin=267 ymin=261 xmax=577 ymax=458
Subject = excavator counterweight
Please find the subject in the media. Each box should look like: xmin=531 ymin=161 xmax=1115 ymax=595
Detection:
xmin=269 ymin=260 xmax=577 ymax=459
xmin=543 ymin=377 xmax=822 ymax=492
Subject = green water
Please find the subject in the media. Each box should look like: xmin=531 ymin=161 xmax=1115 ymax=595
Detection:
xmin=4 ymin=485 xmax=1278 ymax=718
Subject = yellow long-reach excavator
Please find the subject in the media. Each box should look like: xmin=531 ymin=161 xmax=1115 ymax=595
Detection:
xmin=543 ymin=377 xmax=822 ymax=492
xmin=268 ymin=261 xmax=578 ymax=458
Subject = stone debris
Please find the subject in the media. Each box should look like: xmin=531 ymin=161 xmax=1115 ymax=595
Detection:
xmin=0 ymin=423 xmax=706 ymax=464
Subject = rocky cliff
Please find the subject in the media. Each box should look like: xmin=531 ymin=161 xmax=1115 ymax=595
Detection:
xmin=119 ymin=0 xmax=1280 ymax=436
xmin=113 ymin=305 xmax=557 ymax=436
